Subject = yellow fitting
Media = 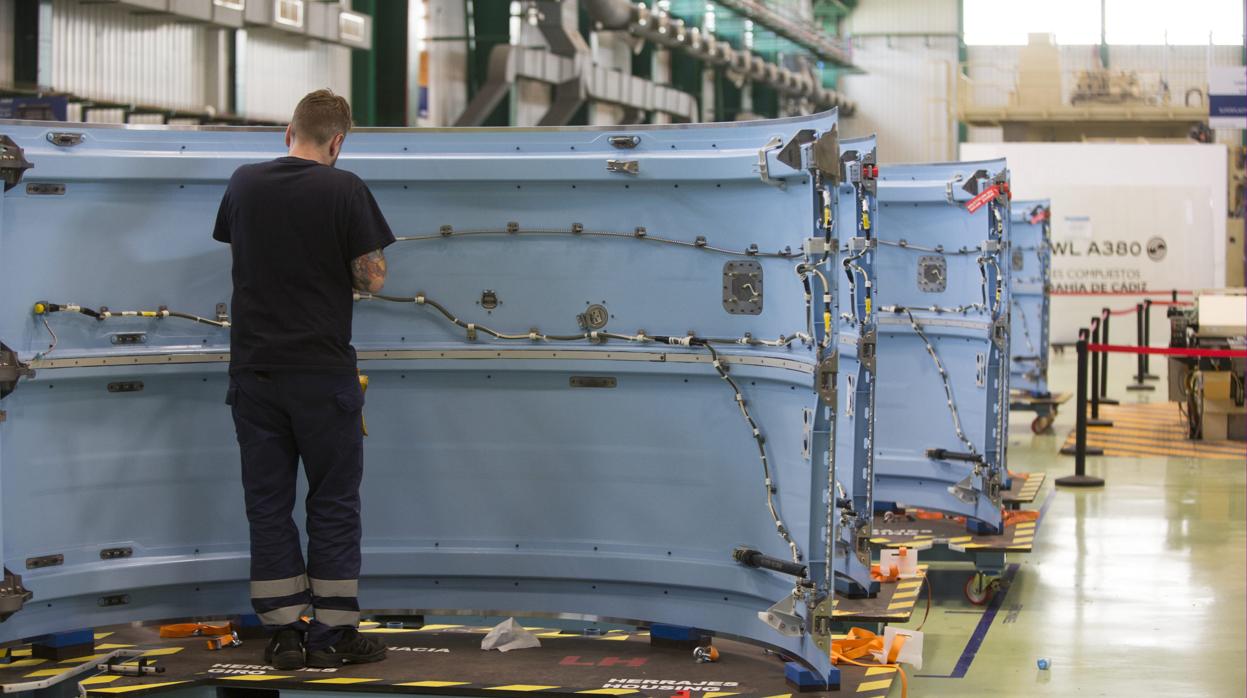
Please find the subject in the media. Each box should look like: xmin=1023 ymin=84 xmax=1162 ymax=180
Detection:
xmin=823 ymin=311 xmax=832 ymax=333
xmin=864 ymin=297 xmax=872 ymax=317
xmin=33 ymin=302 xmax=46 ymax=315
xmin=861 ymin=212 xmax=871 ymax=230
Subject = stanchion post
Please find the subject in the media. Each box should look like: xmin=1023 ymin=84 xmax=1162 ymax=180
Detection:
xmin=1087 ymin=317 xmax=1112 ymax=427
xmin=1057 ymin=328 xmax=1106 ymax=486
xmin=1127 ymin=303 xmax=1155 ymax=391
xmin=1142 ymin=298 xmax=1159 ymax=380
xmin=1099 ymin=307 xmax=1119 ymax=405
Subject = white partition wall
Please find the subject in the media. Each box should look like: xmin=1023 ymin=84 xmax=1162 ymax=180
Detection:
xmin=961 ymin=142 xmax=1228 ymax=346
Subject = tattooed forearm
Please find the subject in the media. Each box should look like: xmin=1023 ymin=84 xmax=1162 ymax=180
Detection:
xmin=351 ymin=249 xmax=387 ymax=293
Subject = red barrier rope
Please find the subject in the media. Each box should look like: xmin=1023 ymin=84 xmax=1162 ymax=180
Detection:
xmin=1106 ymin=307 xmax=1138 ymax=316
xmin=1088 ymin=343 xmax=1247 ymax=358
xmin=1150 ymin=300 xmax=1194 ymax=307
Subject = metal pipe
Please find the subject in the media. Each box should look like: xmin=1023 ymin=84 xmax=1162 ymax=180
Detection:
xmin=581 ymin=0 xmax=856 ymax=115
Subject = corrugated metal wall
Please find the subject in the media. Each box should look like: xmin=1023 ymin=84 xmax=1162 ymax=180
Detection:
xmin=840 ymin=0 xmax=959 ymax=163
xmin=236 ymin=29 xmax=353 ymax=123
xmin=49 ymin=0 xmax=210 ymax=111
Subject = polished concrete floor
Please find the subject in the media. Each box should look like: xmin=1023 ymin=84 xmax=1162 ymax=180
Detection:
xmin=900 ymin=352 xmax=1246 ymax=697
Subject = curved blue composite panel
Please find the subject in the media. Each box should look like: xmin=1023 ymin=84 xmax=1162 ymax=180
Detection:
xmin=0 ymin=113 xmax=874 ymax=683
xmin=1009 ymin=200 xmax=1051 ymax=397
xmin=872 ymin=160 xmax=1011 ymax=534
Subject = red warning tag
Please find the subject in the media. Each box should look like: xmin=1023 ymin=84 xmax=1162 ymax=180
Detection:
xmin=1029 ymin=208 xmax=1049 ymax=224
xmin=965 ymin=184 xmax=999 ymax=213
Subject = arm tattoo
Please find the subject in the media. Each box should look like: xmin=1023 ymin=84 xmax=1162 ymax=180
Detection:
xmin=351 ymin=249 xmax=387 ymax=293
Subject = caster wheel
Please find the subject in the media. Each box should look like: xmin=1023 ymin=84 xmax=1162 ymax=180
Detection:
xmin=883 ymin=511 xmax=896 ymax=523
xmin=964 ymin=574 xmax=997 ymax=606
xmin=1031 ymin=415 xmax=1054 ymax=434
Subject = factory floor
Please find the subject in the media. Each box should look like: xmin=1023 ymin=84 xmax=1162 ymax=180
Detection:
xmin=903 ymin=351 xmax=1246 ymax=697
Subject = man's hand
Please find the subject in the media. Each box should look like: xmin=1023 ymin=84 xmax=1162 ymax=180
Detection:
xmin=351 ymin=249 xmax=387 ymax=293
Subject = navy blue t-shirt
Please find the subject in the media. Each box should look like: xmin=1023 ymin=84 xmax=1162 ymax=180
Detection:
xmin=213 ymin=156 xmax=395 ymax=375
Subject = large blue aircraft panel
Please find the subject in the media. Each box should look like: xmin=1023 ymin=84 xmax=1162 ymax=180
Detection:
xmin=1009 ymin=200 xmax=1051 ymax=397
xmin=0 ymin=114 xmax=873 ymax=684
xmin=872 ymin=161 xmax=1011 ymax=534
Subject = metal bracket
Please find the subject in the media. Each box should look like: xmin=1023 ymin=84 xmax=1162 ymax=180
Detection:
xmin=981 ymin=239 xmax=1002 ymax=253
xmin=723 ymin=261 xmax=764 ymax=315
xmin=804 ymin=237 xmax=831 ymax=257
xmin=25 ymin=554 xmax=63 ymax=570
xmin=606 ymin=159 xmax=639 ymax=175
xmin=758 ymin=590 xmax=805 ymax=637
xmin=847 ymin=236 xmax=873 ymax=253
xmin=0 ymin=567 xmax=33 ymax=622
xmin=608 ymin=135 xmax=640 ymax=149
xmin=1011 ymin=247 xmax=1024 ymax=271
xmin=107 ymin=381 xmax=144 ymax=394
xmin=776 ymin=129 xmax=815 ymax=172
xmin=975 ymin=353 xmax=986 ymax=387
xmin=46 ymin=132 xmax=83 ymax=147
xmin=814 ymin=126 xmax=841 ymax=183
xmin=0 ymin=135 xmax=33 ymax=192
xmin=858 ymin=330 xmax=877 ymax=373
xmin=861 ymin=148 xmax=878 ymax=196
xmin=25 ymin=183 xmax=64 ymax=196
xmin=0 ymin=342 xmax=34 ymax=400
xmin=944 ymin=173 xmax=964 ymax=205
xmin=948 ymin=473 xmax=978 ymax=504
xmin=757 ymin=135 xmax=786 ymax=190
xmin=809 ymin=595 xmax=835 ymax=654
xmin=815 ymin=353 xmax=839 ymax=406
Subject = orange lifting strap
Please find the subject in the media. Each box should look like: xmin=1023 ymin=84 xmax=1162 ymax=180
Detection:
xmin=870 ymin=546 xmax=910 ymax=582
xmin=831 ymin=627 xmax=909 ymax=698
xmin=158 ymin=622 xmax=233 ymax=638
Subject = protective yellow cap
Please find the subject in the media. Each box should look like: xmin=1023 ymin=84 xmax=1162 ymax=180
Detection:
xmin=33 ymin=302 xmax=46 ymax=315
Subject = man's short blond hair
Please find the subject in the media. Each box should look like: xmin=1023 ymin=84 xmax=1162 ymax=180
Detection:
xmin=290 ymin=89 xmax=353 ymax=145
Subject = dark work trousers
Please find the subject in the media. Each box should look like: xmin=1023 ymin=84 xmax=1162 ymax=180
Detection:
xmin=227 ymin=370 xmax=365 ymax=650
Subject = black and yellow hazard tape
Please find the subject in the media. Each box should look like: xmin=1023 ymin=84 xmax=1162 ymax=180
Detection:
xmin=1061 ymin=401 xmax=1246 ymax=459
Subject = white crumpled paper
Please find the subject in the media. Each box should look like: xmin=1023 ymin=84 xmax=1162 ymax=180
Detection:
xmin=480 ymin=617 xmax=542 ymax=652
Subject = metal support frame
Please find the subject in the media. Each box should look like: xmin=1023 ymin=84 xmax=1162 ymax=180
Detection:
xmin=1008 ymin=201 xmax=1050 ymax=398
xmin=873 ymin=161 xmax=1011 ymax=534
xmin=0 ymin=112 xmax=863 ymax=685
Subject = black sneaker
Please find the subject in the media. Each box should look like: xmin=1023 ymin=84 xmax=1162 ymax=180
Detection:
xmin=264 ymin=628 xmax=306 ymax=670
xmin=306 ymin=628 xmax=387 ymax=668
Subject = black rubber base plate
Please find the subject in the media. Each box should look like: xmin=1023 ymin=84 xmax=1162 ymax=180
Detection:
xmin=1055 ymin=474 xmax=1105 ymax=487
xmin=1086 ymin=419 xmax=1114 ymax=427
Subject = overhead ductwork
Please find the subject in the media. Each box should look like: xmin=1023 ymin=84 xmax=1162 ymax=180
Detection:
xmin=582 ymin=0 xmax=855 ymax=115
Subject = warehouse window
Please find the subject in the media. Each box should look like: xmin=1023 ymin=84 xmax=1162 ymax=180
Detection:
xmin=1106 ymin=0 xmax=1243 ymax=44
xmin=964 ymin=0 xmax=1244 ymax=45
xmin=963 ymin=0 xmax=1101 ymax=45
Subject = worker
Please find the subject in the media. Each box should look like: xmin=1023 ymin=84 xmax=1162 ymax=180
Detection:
xmin=213 ymin=89 xmax=394 ymax=670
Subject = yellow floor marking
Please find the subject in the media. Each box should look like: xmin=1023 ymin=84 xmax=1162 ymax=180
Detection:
xmin=1014 ymin=523 xmax=1037 ymax=530
xmin=895 ymin=581 xmax=922 ymax=590
xmin=486 ymin=685 xmax=561 ymax=692
xmin=596 ymin=635 xmax=629 ymax=641
xmin=703 ymin=692 xmax=738 ymax=697
xmin=25 ymin=668 xmax=71 ymax=677
xmin=219 ymin=675 xmax=294 ymax=682
xmin=856 ymin=679 xmax=893 ymax=692
xmin=90 ymin=681 xmax=189 ymax=693
xmin=396 ymin=681 xmax=471 ymax=688
xmin=95 ymin=644 xmax=135 ymax=650
xmin=359 ymin=621 xmax=380 ymax=628
xmin=94 ymin=633 xmax=115 ymax=640
xmin=59 ymin=654 xmax=110 ymax=664
xmin=868 ymin=538 xmax=890 ymax=544
xmin=576 ymin=690 xmax=638 ymax=695
xmin=887 ymin=601 xmax=913 ymax=610
xmin=415 ymin=624 xmax=463 ymax=631
xmin=1009 ymin=545 xmax=1032 ymax=550
xmin=761 ymin=693 xmax=793 ymax=698
xmin=80 ymin=676 xmax=123 ymax=685
xmin=4 ymin=658 xmax=47 ymax=668
xmin=864 ymin=667 xmax=896 ymax=676
xmin=1012 ymin=537 xmax=1035 ymax=544
xmin=947 ymin=536 xmax=973 ymax=543
xmin=11 ymin=649 xmax=32 ymax=657
xmin=140 ymin=648 xmax=184 ymax=657
xmin=535 ymin=632 xmax=566 ymax=638
xmin=306 ymin=677 xmax=381 ymax=685
xmin=891 ymin=589 xmax=919 ymax=599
